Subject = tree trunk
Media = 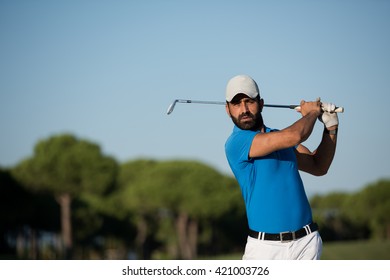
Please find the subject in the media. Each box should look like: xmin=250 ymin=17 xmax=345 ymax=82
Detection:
xmin=29 ymin=228 xmax=37 ymax=260
xmin=176 ymin=212 xmax=198 ymax=259
xmin=135 ymin=217 xmax=148 ymax=259
xmin=188 ymin=219 xmax=198 ymax=259
xmin=16 ymin=228 xmax=25 ymax=259
xmin=56 ymin=193 xmax=72 ymax=259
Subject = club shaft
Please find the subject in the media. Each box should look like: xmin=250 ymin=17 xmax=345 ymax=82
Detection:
xmin=167 ymin=99 xmax=344 ymax=114
xmin=176 ymin=99 xmax=225 ymax=105
xmin=173 ymin=99 xmax=298 ymax=110
xmin=176 ymin=99 xmax=296 ymax=108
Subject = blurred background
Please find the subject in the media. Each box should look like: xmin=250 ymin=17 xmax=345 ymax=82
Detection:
xmin=1 ymin=0 xmax=389 ymax=259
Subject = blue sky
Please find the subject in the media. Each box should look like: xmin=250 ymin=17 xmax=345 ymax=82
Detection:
xmin=1 ymin=0 xmax=389 ymax=197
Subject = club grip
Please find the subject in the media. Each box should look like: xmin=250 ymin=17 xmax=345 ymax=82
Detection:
xmin=333 ymin=107 xmax=344 ymax=113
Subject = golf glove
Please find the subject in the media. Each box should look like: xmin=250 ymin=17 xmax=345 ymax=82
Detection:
xmin=319 ymin=103 xmax=339 ymax=128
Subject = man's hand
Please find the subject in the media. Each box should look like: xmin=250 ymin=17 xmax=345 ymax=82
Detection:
xmin=319 ymin=103 xmax=339 ymax=129
xmin=298 ymin=99 xmax=322 ymax=117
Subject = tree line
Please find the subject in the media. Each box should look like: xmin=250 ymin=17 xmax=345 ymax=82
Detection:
xmin=0 ymin=133 xmax=389 ymax=259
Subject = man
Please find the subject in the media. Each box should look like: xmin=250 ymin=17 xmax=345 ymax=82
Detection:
xmin=224 ymin=75 xmax=339 ymax=260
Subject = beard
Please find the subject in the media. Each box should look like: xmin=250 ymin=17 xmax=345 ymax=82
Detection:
xmin=231 ymin=111 xmax=263 ymax=130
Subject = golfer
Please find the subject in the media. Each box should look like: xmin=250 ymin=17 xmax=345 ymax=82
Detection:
xmin=224 ymin=75 xmax=339 ymax=260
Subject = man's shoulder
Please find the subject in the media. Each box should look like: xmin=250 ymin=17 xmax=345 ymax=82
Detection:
xmin=227 ymin=126 xmax=256 ymax=139
xmin=225 ymin=126 xmax=258 ymax=150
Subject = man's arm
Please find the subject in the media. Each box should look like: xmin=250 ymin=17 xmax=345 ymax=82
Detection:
xmin=295 ymin=103 xmax=339 ymax=175
xmin=295 ymin=125 xmax=338 ymax=176
xmin=249 ymin=100 xmax=321 ymax=158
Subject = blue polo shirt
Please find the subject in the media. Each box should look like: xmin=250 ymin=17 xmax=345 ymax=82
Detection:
xmin=225 ymin=125 xmax=313 ymax=233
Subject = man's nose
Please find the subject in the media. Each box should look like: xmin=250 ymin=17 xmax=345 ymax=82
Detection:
xmin=240 ymin=101 xmax=249 ymax=112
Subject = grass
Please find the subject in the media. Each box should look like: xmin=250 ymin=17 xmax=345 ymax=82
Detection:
xmin=321 ymin=240 xmax=390 ymax=260
xmin=200 ymin=240 xmax=390 ymax=260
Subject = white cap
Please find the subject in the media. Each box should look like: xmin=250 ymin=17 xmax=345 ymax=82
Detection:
xmin=225 ymin=75 xmax=260 ymax=102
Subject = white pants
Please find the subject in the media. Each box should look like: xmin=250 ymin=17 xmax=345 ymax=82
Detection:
xmin=243 ymin=231 xmax=323 ymax=260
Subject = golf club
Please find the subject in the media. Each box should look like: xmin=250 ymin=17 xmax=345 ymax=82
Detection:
xmin=166 ymin=99 xmax=344 ymax=115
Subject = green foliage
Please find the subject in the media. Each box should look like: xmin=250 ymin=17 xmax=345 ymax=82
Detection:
xmin=12 ymin=134 xmax=118 ymax=197
xmin=115 ymin=159 xmax=241 ymax=219
xmin=0 ymin=168 xmax=59 ymax=231
xmin=342 ymin=179 xmax=390 ymax=239
xmin=311 ymin=179 xmax=390 ymax=241
xmin=311 ymin=192 xmax=349 ymax=210
xmin=9 ymin=134 xmax=118 ymax=259
xmin=110 ymin=159 xmax=243 ymax=259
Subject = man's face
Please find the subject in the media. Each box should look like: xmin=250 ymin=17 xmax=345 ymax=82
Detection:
xmin=226 ymin=94 xmax=263 ymax=130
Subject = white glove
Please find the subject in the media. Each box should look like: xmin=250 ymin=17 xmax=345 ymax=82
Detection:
xmin=319 ymin=103 xmax=339 ymax=128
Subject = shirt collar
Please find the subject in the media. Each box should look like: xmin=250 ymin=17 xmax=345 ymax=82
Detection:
xmin=233 ymin=125 xmax=270 ymax=133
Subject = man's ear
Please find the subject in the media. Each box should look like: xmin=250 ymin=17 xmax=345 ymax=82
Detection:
xmin=259 ymin=98 xmax=264 ymax=112
xmin=225 ymin=103 xmax=231 ymax=117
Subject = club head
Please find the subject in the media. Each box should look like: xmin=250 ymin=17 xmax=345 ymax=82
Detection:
xmin=166 ymin=100 xmax=178 ymax=115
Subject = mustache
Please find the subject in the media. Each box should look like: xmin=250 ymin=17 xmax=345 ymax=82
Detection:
xmin=238 ymin=112 xmax=255 ymax=121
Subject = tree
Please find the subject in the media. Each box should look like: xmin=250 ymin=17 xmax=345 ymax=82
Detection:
xmin=12 ymin=134 xmax=117 ymax=259
xmin=1 ymin=167 xmax=61 ymax=259
xmin=343 ymin=179 xmax=390 ymax=239
xmin=311 ymin=192 xmax=360 ymax=240
xmin=108 ymin=159 xmax=159 ymax=259
xmin=151 ymin=160 xmax=240 ymax=259
xmin=115 ymin=159 xmax=242 ymax=259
